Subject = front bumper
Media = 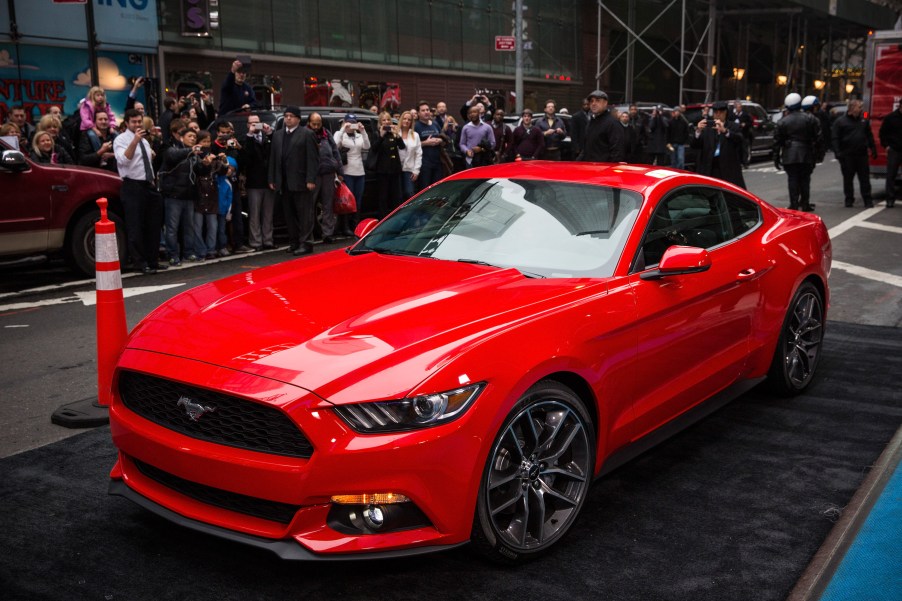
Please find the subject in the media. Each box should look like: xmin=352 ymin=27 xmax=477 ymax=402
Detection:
xmin=109 ymin=349 xmax=486 ymax=557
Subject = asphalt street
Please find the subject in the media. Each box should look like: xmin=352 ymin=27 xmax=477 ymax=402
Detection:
xmin=0 ymin=156 xmax=900 ymax=460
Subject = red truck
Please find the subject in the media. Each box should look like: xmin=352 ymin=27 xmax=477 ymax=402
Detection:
xmin=863 ymin=29 xmax=902 ymax=179
xmin=0 ymin=140 xmax=126 ymax=276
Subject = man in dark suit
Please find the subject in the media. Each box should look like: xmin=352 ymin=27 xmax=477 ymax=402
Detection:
xmin=690 ymin=101 xmax=746 ymax=189
xmin=268 ymin=106 xmax=319 ymax=255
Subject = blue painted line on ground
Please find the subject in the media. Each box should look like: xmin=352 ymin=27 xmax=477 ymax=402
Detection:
xmin=818 ymin=461 xmax=902 ymax=600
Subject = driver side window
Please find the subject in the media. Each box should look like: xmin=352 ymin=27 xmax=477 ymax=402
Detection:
xmin=635 ymin=187 xmax=762 ymax=271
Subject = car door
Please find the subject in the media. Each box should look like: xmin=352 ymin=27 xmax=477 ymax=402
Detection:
xmin=625 ymin=186 xmax=768 ymax=440
xmin=0 ymin=153 xmax=51 ymax=256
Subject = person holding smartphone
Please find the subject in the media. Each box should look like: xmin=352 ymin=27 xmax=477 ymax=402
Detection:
xmin=333 ymin=113 xmax=370 ymax=234
xmin=114 ymin=108 xmax=166 ymax=274
xmin=240 ymin=114 xmax=275 ymax=250
xmin=371 ymin=111 xmax=406 ymax=217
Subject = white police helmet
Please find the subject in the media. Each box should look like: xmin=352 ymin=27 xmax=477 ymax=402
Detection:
xmin=801 ymin=95 xmax=819 ymax=110
xmin=784 ymin=93 xmax=803 ymax=110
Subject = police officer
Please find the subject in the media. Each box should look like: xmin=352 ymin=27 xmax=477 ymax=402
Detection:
xmin=879 ymin=102 xmax=902 ymax=208
xmin=774 ymin=93 xmax=821 ymax=212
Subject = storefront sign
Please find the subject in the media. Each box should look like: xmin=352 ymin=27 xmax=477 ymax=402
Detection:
xmin=181 ymin=0 xmax=212 ymax=37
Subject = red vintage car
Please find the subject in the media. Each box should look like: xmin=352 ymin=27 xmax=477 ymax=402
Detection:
xmin=108 ymin=162 xmax=831 ymax=562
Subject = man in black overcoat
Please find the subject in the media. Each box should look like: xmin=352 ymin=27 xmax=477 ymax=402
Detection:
xmin=268 ymin=106 xmax=319 ymax=255
xmin=690 ymin=101 xmax=746 ymax=189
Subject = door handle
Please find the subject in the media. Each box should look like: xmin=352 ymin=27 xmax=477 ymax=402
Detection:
xmin=51 ymin=185 xmax=68 ymax=192
xmin=737 ymin=268 xmax=759 ymax=281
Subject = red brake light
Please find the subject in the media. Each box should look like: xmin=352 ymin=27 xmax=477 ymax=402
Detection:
xmin=863 ymin=111 xmax=869 ymax=119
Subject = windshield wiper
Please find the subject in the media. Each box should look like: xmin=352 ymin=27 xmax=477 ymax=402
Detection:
xmin=575 ymin=229 xmax=610 ymax=236
xmin=349 ymin=247 xmax=427 ymax=257
xmin=457 ymin=258 xmax=545 ymax=279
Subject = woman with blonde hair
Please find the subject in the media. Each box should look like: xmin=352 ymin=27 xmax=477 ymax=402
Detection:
xmin=36 ymin=114 xmax=76 ymax=163
xmin=398 ymin=110 xmax=422 ymax=201
xmin=31 ymin=130 xmax=69 ymax=165
xmin=79 ymin=86 xmax=116 ymax=131
xmin=371 ymin=111 xmax=406 ymax=217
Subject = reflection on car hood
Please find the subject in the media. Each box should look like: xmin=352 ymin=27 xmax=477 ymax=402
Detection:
xmin=127 ymin=250 xmax=590 ymax=400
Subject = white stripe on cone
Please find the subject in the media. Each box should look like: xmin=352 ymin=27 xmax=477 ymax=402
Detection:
xmin=96 ymin=270 xmax=123 ymax=292
xmin=95 ymin=232 xmax=119 ymax=263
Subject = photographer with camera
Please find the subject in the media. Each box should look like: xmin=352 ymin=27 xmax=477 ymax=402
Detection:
xmin=460 ymin=105 xmax=496 ymax=168
xmin=211 ymin=121 xmax=250 ymax=252
xmin=460 ymin=93 xmax=494 ymax=124
xmin=691 ymin=101 xmax=745 ymax=189
xmin=158 ymin=126 xmax=216 ymax=265
xmin=371 ymin=111 xmax=407 ymax=217
xmin=240 ymin=114 xmax=275 ymax=250
xmin=114 ymin=109 xmax=165 ymax=274
xmin=333 ymin=114 xmax=370 ymax=234
xmin=647 ymin=105 xmax=670 ymax=166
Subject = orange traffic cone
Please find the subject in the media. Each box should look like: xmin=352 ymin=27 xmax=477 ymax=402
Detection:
xmin=94 ymin=197 xmax=128 ymax=407
xmin=52 ymin=198 xmax=127 ymax=427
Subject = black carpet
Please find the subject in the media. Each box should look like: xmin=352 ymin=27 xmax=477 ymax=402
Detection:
xmin=1 ymin=321 xmax=900 ymax=601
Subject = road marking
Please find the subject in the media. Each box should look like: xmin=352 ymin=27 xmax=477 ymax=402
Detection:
xmin=4 ymin=325 xmax=29 ymax=328
xmin=856 ymin=221 xmax=902 ymax=236
xmin=0 ymin=284 xmax=185 ymax=314
xmin=828 ymin=205 xmax=886 ymax=239
xmin=832 ymin=261 xmax=902 ymax=289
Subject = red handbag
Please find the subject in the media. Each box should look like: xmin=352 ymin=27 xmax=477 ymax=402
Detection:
xmin=333 ymin=180 xmax=357 ymax=215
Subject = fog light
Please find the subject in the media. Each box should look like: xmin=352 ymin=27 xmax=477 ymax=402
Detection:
xmin=331 ymin=493 xmax=410 ymax=505
xmin=363 ymin=505 xmax=385 ymax=529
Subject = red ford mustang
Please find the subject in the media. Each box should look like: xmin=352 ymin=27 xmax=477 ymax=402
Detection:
xmin=108 ymin=162 xmax=831 ymax=562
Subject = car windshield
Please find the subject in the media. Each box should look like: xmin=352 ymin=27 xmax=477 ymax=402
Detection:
xmin=352 ymin=178 xmax=643 ymax=278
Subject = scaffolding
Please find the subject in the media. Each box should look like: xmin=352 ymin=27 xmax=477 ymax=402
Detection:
xmin=594 ymin=0 xmax=898 ymax=108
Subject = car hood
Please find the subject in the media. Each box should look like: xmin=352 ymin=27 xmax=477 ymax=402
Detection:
xmin=127 ymin=250 xmax=595 ymax=401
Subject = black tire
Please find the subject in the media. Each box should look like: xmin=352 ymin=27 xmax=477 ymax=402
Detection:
xmin=471 ymin=380 xmax=595 ymax=563
xmin=66 ymin=208 xmax=127 ymax=277
xmin=766 ymin=281 xmax=825 ymax=396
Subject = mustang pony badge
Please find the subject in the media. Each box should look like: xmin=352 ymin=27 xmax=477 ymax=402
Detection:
xmin=177 ymin=396 xmax=216 ymax=422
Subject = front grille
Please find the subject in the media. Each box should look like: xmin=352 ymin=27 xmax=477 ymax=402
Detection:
xmin=118 ymin=370 xmax=313 ymax=458
xmin=132 ymin=457 xmax=300 ymax=524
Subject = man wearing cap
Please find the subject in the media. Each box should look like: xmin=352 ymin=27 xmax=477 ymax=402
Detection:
xmin=774 ymin=93 xmax=821 ymax=212
xmin=578 ymin=90 xmax=624 ymax=162
xmin=268 ymin=106 xmax=319 ymax=255
xmin=691 ymin=101 xmax=746 ymax=189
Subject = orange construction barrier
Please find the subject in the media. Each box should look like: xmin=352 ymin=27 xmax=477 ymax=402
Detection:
xmin=51 ymin=198 xmax=127 ymax=427
xmin=94 ymin=197 xmax=128 ymax=407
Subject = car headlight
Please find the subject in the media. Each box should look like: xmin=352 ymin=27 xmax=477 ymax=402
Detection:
xmin=333 ymin=383 xmax=485 ymax=433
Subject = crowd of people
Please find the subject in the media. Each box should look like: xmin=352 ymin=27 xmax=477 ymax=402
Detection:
xmin=3 ymin=59 xmax=901 ymax=274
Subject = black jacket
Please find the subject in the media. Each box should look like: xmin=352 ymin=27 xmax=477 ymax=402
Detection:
xmin=619 ymin=122 xmax=640 ymax=163
xmin=570 ymin=110 xmax=589 ymax=155
xmin=879 ymin=109 xmax=902 ymax=152
xmin=239 ymin=131 xmax=272 ymax=189
xmin=690 ymin=121 xmax=745 ymax=189
xmin=667 ymin=115 xmax=690 ymax=145
xmin=579 ymin=110 xmax=624 ymax=162
xmin=647 ymin=114 xmax=669 ymax=154
xmin=77 ymin=129 xmax=117 ymax=172
xmin=371 ymin=131 xmax=406 ymax=174
xmin=774 ymin=110 xmax=821 ymax=165
xmin=159 ymin=142 xmax=211 ymax=200
xmin=832 ymin=113 xmax=876 ymax=159
xmin=268 ymin=126 xmax=319 ymax=191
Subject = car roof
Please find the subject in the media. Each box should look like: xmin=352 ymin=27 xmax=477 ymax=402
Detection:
xmin=440 ymin=161 xmax=695 ymax=194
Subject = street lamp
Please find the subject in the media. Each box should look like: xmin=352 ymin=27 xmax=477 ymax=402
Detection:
xmin=846 ymin=83 xmax=855 ymax=94
xmin=733 ymin=67 xmax=745 ymax=80
xmin=813 ymin=79 xmax=825 ymax=90
xmin=776 ymin=74 xmax=788 ymax=86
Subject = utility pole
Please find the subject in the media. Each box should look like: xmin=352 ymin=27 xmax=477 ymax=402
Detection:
xmin=515 ymin=0 xmax=523 ymax=115
xmin=85 ymin=0 xmax=100 ymax=87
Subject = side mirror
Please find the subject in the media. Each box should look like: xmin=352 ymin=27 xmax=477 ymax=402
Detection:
xmin=354 ymin=218 xmax=379 ymax=239
xmin=640 ymin=245 xmax=711 ymax=280
xmin=0 ymin=149 xmax=28 ymax=173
